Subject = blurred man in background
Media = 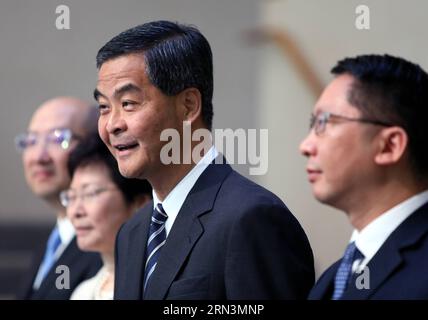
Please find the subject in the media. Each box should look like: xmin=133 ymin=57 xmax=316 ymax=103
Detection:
xmin=16 ymin=96 xmax=102 ymax=299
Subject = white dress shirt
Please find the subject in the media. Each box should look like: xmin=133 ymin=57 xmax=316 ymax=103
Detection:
xmin=56 ymin=215 xmax=76 ymax=257
xmin=152 ymin=146 xmax=218 ymax=237
xmin=350 ymin=189 xmax=428 ymax=272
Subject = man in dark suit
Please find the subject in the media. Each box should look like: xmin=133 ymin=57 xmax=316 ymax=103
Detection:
xmin=16 ymin=97 xmax=102 ymax=299
xmin=300 ymin=54 xmax=428 ymax=299
xmin=94 ymin=20 xmax=314 ymax=299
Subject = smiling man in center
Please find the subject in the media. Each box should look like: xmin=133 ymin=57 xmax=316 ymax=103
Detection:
xmin=94 ymin=20 xmax=314 ymax=300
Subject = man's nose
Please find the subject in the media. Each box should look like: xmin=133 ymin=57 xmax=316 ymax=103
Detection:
xmin=299 ymin=132 xmax=317 ymax=157
xmin=106 ymin=109 xmax=127 ymax=135
xmin=32 ymin=140 xmax=52 ymax=164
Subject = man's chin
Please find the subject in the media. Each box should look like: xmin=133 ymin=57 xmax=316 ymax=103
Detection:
xmin=313 ymin=189 xmax=338 ymax=208
xmin=312 ymin=187 xmax=330 ymax=205
xmin=118 ymin=166 xmax=138 ymax=179
xmin=118 ymin=164 xmax=147 ymax=180
xmin=32 ymin=186 xmax=62 ymax=201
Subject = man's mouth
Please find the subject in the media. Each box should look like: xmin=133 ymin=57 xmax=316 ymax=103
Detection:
xmin=32 ymin=169 xmax=54 ymax=180
xmin=113 ymin=142 xmax=139 ymax=156
xmin=114 ymin=142 xmax=138 ymax=151
xmin=306 ymin=167 xmax=322 ymax=183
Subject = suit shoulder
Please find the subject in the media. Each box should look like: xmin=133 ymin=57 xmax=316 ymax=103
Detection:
xmin=220 ymin=170 xmax=287 ymax=208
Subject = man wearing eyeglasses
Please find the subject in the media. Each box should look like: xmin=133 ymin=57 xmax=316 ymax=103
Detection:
xmin=301 ymin=54 xmax=428 ymax=299
xmin=16 ymin=96 xmax=102 ymax=299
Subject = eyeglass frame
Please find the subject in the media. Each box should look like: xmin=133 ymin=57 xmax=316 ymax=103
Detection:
xmin=309 ymin=111 xmax=393 ymax=135
xmin=59 ymin=185 xmax=119 ymax=208
xmin=14 ymin=128 xmax=82 ymax=152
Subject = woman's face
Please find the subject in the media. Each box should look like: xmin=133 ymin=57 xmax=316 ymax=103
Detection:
xmin=66 ymin=162 xmax=134 ymax=254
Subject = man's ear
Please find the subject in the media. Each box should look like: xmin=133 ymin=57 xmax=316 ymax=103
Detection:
xmin=177 ymin=88 xmax=202 ymax=124
xmin=374 ymin=126 xmax=408 ymax=165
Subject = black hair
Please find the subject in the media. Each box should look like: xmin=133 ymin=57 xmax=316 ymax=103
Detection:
xmin=96 ymin=20 xmax=213 ymax=130
xmin=331 ymin=54 xmax=428 ymax=176
xmin=68 ymin=133 xmax=152 ymax=204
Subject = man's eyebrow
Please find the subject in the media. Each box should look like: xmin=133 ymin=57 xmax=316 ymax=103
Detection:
xmin=93 ymin=84 xmax=142 ymax=102
xmin=93 ymin=88 xmax=105 ymax=101
xmin=114 ymin=83 xmax=142 ymax=98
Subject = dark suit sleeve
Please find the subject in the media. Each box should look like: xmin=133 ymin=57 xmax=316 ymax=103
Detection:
xmin=224 ymin=203 xmax=314 ymax=299
xmin=113 ymin=223 xmax=126 ymax=299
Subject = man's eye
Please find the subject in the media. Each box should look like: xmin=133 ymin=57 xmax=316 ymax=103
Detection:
xmin=26 ymin=135 xmax=37 ymax=146
xmin=98 ymin=104 xmax=109 ymax=113
xmin=47 ymin=132 xmax=66 ymax=144
xmin=122 ymin=101 xmax=136 ymax=108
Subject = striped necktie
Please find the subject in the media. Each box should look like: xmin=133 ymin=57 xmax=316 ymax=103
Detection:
xmin=332 ymin=242 xmax=364 ymax=300
xmin=143 ymin=203 xmax=168 ymax=291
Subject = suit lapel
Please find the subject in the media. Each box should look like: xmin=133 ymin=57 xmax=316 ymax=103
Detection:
xmin=309 ymin=262 xmax=338 ymax=300
xmin=343 ymin=202 xmax=428 ymax=299
xmin=312 ymin=249 xmax=402 ymax=300
xmin=144 ymin=161 xmax=232 ymax=299
xmin=342 ymin=245 xmax=402 ymax=299
xmin=125 ymin=204 xmax=152 ymax=299
xmin=35 ymin=238 xmax=81 ymax=297
xmin=143 ymin=203 xmax=204 ymax=299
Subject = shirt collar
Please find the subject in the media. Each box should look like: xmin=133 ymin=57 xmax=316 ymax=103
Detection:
xmin=351 ymin=189 xmax=428 ymax=265
xmin=152 ymin=146 xmax=218 ymax=235
xmin=57 ymin=215 xmax=75 ymax=247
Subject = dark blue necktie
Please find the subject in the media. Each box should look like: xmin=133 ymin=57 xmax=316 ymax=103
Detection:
xmin=332 ymin=242 xmax=364 ymax=300
xmin=143 ymin=203 xmax=168 ymax=291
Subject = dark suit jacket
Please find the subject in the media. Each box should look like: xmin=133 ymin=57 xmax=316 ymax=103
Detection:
xmin=309 ymin=201 xmax=428 ymax=300
xmin=17 ymin=235 xmax=102 ymax=300
xmin=114 ymin=161 xmax=314 ymax=300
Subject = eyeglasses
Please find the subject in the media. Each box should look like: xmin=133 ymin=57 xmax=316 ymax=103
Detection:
xmin=14 ymin=128 xmax=80 ymax=152
xmin=59 ymin=186 xmax=117 ymax=208
xmin=310 ymin=112 xmax=393 ymax=135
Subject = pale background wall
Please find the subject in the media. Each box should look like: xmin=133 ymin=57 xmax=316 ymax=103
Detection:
xmin=1 ymin=0 xmax=428 ymax=278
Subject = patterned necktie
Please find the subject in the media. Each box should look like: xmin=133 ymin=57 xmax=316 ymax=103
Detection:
xmin=332 ymin=242 xmax=364 ymax=300
xmin=38 ymin=227 xmax=62 ymax=283
xmin=143 ymin=203 xmax=168 ymax=291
